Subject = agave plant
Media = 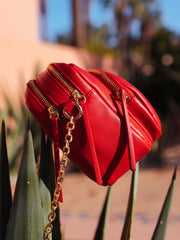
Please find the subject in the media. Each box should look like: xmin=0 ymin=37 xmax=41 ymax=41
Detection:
xmin=0 ymin=66 xmax=42 ymax=171
xmin=0 ymin=95 xmax=41 ymax=170
xmin=0 ymin=119 xmax=177 ymax=240
xmin=0 ymin=121 xmax=61 ymax=240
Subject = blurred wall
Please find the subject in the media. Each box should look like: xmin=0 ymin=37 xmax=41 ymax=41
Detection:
xmin=0 ymin=0 xmax=120 ymax=110
xmin=0 ymin=0 xmax=39 ymax=42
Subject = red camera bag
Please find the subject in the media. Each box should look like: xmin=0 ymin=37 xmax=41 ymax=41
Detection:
xmin=25 ymin=63 xmax=161 ymax=186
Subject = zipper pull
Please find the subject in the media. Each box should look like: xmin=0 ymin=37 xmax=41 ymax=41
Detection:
xmin=116 ymin=90 xmax=130 ymax=102
xmin=71 ymin=89 xmax=85 ymax=102
xmin=48 ymin=106 xmax=60 ymax=119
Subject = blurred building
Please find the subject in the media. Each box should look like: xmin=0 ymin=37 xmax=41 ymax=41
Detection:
xmin=0 ymin=0 xmax=39 ymax=42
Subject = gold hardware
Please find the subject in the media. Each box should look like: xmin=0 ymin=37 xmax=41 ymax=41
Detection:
xmin=71 ymin=89 xmax=86 ymax=102
xmin=116 ymin=90 xmax=130 ymax=102
xmin=125 ymin=94 xmax=130 ymax=102
xmin=48 ymin=106 xmax=60 ymax=119
xmin=44 ymin=117 xmax=75 ymax=240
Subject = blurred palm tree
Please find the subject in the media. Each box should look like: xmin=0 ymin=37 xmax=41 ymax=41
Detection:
xmin=39 ymin=0 xmax=49 ymax=41
xmin=57 ymin=0 xmax=91 ymax=47
xmin=113 ymin=0 xmax=160 ymax=78
xmin=71 ymin=0 xmax=91 ymax=47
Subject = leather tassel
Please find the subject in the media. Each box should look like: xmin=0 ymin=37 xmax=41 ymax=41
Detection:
xmin=51 ymin=116 xmax=63 ymax=202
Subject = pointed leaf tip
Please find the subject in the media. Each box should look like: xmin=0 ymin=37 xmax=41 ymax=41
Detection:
xmin=5 ymin=125 xmax=44 ymax=239
xmin=1 ymin=119 xmax=5 ymax=132
xmin=94 ymin=186 xmax=112 ymax=240
xmin=27 ymin=118 xmax=30 ymax=129
xmin=120 ymin=163 xmax=139 ymax=240
xmin=172 ymin=166 xmax=177 ymax=181
xmin=26 ymin=118 xmax=31 ymax=133
xmin=152 ymin=166 xmax=176 ymax=240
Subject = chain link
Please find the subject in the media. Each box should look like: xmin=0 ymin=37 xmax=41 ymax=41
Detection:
xmin=44 ymin=117 xmax=75 ymax=240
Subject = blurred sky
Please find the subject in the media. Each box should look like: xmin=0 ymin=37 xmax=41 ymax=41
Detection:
xmin=47 ymin=0 xmax=180 ymax=42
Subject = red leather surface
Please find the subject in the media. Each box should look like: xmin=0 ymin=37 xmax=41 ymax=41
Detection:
xmin=25 ymin=63 xmax=162 ymax=186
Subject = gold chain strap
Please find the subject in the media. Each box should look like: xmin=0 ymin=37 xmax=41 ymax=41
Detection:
xmin=44 ymin=116 xmax=75 ymax=239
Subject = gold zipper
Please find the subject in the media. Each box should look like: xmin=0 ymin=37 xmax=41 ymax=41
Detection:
xmin=88 ymin=69 xmax=120 ymax=96
xmin=48 ymin=65 xmax=75 ymax=93
xmin=88 ymin=69 xmax=130 ymax=102
xmin=48 ymin=64 xmax=85 ymax=102
xmin=29 ymin=80 xmax=60 ymax=119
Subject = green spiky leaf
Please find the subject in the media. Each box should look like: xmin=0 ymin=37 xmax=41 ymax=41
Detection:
xmin=120 ymin=163 xmax=139 ymax=240
xmin=46 ymin=136 xmax=56 ymax=198
xmin=0 ymin=120 xmax=12 ymax=239
xmin=39 ymin=131 xmax=55 ymax=194
xmin=39 ymin=179 xmax=52 ymax=240
xmin=5 ymin=127 xmax=44 ymax=240
xmin=39 ymin=131 xmax=62 ymax=239
xmin=94 ymin=186 xmax=112 ymax=240
xmin=151 ymin=166 xmax=177 ymax=240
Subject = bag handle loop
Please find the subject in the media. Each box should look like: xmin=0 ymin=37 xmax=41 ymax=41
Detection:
xmin=81 ymin=101 xmax=103 ymax=185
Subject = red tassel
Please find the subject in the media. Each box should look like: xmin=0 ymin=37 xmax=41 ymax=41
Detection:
xmin=51 ymin=116 xmax=63 ymax=202
xmin=59 ymin=190 xmax=63 ymax=202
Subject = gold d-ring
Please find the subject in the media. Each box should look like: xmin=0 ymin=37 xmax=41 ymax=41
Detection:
xmin=63 ymin=102 xmax=82 ymax=121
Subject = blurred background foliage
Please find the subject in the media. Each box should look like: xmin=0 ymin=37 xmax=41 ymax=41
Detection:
xmin=0 ymin=73 xmax=41 ymax=171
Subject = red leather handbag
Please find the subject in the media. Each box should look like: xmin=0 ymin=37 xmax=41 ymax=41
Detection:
xmin=25 ymin=63 xmax=161 ymax=186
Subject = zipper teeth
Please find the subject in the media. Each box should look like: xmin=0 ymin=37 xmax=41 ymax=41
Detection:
xmin=89 ymin=69 xmax=120 ymax=95
xmin=48 ymin=65 xmax=75 ymax=93
xmin=29 ymin=80 xmax=59 ymax=113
